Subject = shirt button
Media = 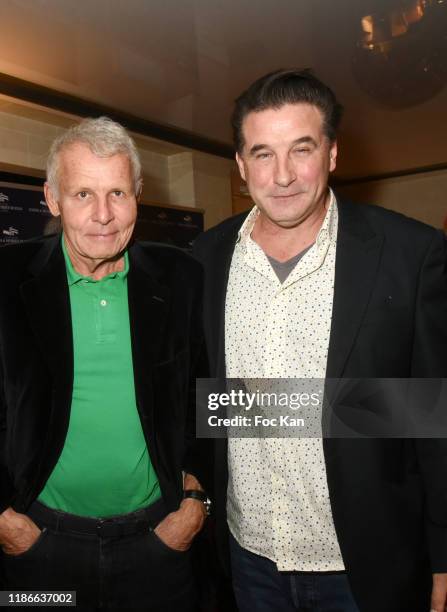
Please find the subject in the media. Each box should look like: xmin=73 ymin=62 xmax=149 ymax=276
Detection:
xmin=100 ymin=299 xmax=107 ymax=307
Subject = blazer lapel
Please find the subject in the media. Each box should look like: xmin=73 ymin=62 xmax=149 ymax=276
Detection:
xmin=326 ymin=201 xmax=384 ymax=379
xmin=127 ymin=243 xmax=171 ymax=419
xmin=20 ymin=237 xmax=73 ymax=409
xmin=205 ymin=225 xmax=240 ymax=379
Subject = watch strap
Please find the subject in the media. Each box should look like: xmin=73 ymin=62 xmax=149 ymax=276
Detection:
xmin=183 ymin=489 xmax=207 ymax=502
xmin=183 ymin=489 xmax=211 ymax=515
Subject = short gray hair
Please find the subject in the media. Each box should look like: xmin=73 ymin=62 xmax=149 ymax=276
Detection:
xmin=46 ymin=116 xmax=143 ymax=196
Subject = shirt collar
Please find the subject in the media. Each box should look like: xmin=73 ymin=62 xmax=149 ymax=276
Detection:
xmin=236 ymin=206 xmax=259 ymax=248
xmin=236 ymin=188 xmax=338 ymax=250
xmin=61 ymin=234 xmax=129 ymax=286
xmin=315 ymin=188 xmax=337 ymax=248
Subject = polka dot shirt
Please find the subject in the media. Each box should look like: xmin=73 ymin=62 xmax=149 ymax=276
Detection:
xmin=225 ymin=192 xmax=345 ymax=572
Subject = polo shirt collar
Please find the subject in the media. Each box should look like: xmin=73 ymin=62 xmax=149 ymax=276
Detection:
xmin=61 ymin=234 xmax=129 ymax=285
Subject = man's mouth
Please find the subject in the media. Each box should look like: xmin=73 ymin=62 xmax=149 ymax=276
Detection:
xmin=270 ymin=192 xmax=302 ymax=200
xmin=88 ymin=232 xmax=117 ymax=239
xmin=88 ymin=232 xmax=117 ymax=238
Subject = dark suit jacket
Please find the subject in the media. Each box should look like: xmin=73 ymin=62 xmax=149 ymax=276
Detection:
xmin=0 ymin=235 xmax=208 ymax=517
xmin=193 ymin=199 xmax=447 ymax=612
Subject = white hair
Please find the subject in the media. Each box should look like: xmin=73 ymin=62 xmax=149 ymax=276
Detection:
xmin=46 ymin=116 xmax=143 ymax=197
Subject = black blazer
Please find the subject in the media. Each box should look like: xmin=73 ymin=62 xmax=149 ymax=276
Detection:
xmin=0 ymin=235 xmax=208 ymax=516
xmin=193 ymin=199 xmax=447 ymax=612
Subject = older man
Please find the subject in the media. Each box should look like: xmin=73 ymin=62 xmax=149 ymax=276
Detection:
xmin=0 ymin=117 xmax=209 ymax=610
xmin=193 ymin=70 xmax=447 ymax=612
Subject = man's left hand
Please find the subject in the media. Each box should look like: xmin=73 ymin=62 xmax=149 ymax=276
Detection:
xmin=154 ymin=497 xmax=205 ymax=552
xmin=154 ymin=473 xmax=206 ymax=552
xmin=431 ymin=573 xmax=447 ymax=611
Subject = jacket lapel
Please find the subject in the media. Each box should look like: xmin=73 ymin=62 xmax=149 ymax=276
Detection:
xmin=326 ymin=200 xmax=384 ymax=379
xmin=205 ymin=224 xmax=241 ymax=379
xmin=20 ymin=236 xmax=73 ymax=408
xmin=127 ymin=243 xmax=171 ymax=419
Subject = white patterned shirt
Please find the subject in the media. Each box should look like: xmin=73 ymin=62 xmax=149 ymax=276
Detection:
xmin=225 ymin=191 xmax=345 ymax=571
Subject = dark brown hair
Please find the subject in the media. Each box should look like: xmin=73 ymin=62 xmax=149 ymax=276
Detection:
xmin=232 ymin=69 xmax=344 ymax=153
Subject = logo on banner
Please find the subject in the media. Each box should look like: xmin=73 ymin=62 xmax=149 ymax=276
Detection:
xmin=40 ymin=200 xmax=48 ymax=207
xmin=2 ymin=226 xmax=19 ymax=236
xmin=0 ymin=193 xmax=9 ymax=203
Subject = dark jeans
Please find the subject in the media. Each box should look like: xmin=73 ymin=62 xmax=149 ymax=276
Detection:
xmin=1 ymin=500 xmax=196 ymax=611
xmin=229 ymin=534 xmax=359 ymax=612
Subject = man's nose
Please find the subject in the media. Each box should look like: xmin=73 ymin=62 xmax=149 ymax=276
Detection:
xmin=274 ymin=155 xmax=296 ymax=187
xmin=92 ymin=196 xmax=114 ymax=224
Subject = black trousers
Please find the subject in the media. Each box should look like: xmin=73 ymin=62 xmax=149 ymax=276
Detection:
xmin=1 ymin=500 xmax=197 ymax=611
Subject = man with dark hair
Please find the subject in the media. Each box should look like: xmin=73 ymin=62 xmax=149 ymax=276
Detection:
xmin=0 ymin=117 xmax=209 ymax=610
xmin=231 ymin=68 xmax=343 ymax=153
xmin=194 ymin=69 xmax=447 ymax=611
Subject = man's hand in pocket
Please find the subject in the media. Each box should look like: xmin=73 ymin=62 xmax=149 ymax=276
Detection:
xmin=0 ymin=507 xmax=41 ymax=556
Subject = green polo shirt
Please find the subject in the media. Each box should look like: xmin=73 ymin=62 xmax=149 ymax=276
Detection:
xmin=38 ymin=238 xmax=161 ymax=517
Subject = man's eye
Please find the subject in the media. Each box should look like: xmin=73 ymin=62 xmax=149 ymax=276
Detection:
xmin=112 ymin=190 xmax=124 ymax=197
xmin=78 ymin=191 xmax=88 ymax=199
xmin=294 ymin=148 xmax=310 ymax=154
xmin=256 ymin=153 xmax=272 ymax=160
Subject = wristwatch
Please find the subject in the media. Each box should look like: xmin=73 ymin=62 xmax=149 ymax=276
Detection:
xmin=183 ymin=489 xmax=212 ymax=516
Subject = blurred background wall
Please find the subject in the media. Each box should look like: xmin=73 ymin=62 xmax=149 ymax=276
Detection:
xmin=0 ymin=0 xmax=446 ymax=230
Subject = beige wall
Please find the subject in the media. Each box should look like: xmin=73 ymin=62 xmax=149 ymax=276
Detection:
xmin=0 ymin=100 xmax=232 ymax=229
xmin=166 ymin=151 xmax=233 ymax=229
xmin=0 ymin=109 xmax=66 ymax=169
xmin=191 ymin=152 xmax=233 ymax=229
xmin=336 ymin=169 xmax=447 ymax=231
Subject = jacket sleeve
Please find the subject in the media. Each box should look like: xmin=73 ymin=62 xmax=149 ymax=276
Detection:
xmin=412 ymin=230 xmax=447 ymax=571
xmin=181 ymin=259 xmax=214 ymax=497
xmin=0 ymin=348 xmax=15 ymax=513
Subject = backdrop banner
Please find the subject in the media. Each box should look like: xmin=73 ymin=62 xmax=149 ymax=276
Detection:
xmin=0 ymin=183 xmax=50 ymax=245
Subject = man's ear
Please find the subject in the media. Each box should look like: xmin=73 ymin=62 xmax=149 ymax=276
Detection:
xmin=44 ymin=182 xmax=61 ymax=217
xmin=236 ymin=152 xmax=247 ymax=182
xmin=136 ymin=181 xmax=143 ymax=203
xmin=329 ymin=140 xmax=338 ymax=173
